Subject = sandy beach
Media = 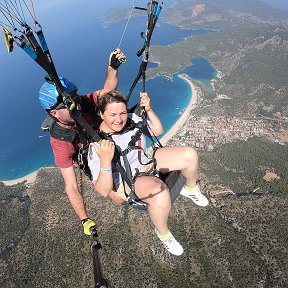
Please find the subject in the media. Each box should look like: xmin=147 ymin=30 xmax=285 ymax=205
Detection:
xmin=2 ymin=170 xmax=39 ymax=186
xmin=160 ymin=73 xmax=199 ymax=145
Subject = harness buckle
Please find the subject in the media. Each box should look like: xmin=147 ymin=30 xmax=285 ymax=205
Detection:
xmin=78 ymin=146 xmax=85 ymax=169
xmin=128 ymin=197 xmax=147 ymax=212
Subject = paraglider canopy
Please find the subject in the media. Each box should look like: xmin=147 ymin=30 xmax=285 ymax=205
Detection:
xmin=2 ymin=27 xmax=13 ymax=52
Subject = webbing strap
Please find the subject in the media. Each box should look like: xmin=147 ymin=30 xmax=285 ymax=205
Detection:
xmin=69 ymin=107 xmax=102 ymax=143
xmin=99 ymin=127 xmax=148 ymax=211
xmin=127 ymin=1 xmax=162 ymax=100
xmin=17 ymin=24 xmax=75 ymax=112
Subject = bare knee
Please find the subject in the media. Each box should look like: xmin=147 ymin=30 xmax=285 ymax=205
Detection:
xmin=183 ymin=146 xmax=198 ymax=163
xmin=147 ymin=181 xmax=171 ymax=210
xmin=184 ymin=146 xmax=198 ymax=158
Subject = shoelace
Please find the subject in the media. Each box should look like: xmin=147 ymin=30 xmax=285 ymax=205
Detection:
xmin=163 ymin=237 xmax=174 ymax=248
xmin=189 ymin=194 xmax=200 ymax=201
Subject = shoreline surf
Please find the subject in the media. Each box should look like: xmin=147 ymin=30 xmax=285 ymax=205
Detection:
xmin=160 ymin=73 xmax=199 ymax=145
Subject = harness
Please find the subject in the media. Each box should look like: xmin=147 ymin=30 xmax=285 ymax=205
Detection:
xmin=97 ymin=116 xmax=185 ymax=210
xmin=43 ymin=111 xmax=162 ymax=211
xmin=42 ymin=98 xmax=100 ymax=180
xmin=98 ymin=116 xmax=161 ymax=211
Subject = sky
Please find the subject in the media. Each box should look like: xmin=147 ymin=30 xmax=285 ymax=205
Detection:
xmin=261 ymin=0 xmax=288 ymax=10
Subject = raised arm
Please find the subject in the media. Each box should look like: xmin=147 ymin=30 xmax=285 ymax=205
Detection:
xmin=99 ymin=48 xmax=126 ymax=97
xmin=140 ymin=92 xmax=164 ymax=136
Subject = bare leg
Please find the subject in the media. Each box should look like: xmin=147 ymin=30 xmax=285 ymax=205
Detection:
xmin=155 ymin=146 xmax=199 ymax=187
xmin=134 ymin=176 xmax=171 ymax=235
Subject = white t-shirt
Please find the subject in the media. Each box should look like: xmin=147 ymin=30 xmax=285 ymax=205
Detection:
xmin=88 ymin=114 xmax=149 ymax=188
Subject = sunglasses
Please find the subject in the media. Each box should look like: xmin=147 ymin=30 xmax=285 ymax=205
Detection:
xmin=55 ymin=103 xmax=67 ymax=110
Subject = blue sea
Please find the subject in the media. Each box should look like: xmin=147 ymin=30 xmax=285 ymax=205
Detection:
xmin=0 ymin=0 xmax=218 ymax=180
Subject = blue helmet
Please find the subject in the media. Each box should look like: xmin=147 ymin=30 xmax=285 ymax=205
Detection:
xmin=39 ymin=77 xmax=78 ymax=110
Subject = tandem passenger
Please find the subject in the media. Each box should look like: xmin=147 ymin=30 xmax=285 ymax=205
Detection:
xmin=88 ymin=90 xmax=209 ymax=256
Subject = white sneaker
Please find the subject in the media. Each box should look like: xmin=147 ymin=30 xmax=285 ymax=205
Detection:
xmin=180 ymin=184 xmax=209 ymax=207
xmin=161 ymin=236 xmax=184 ymax=256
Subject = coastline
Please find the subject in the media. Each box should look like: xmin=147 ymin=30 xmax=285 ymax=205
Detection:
xmin=1 ymin=170 xmax=39 ymax=186
xmin=160 ymin=73 xmax=199 ymax=145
